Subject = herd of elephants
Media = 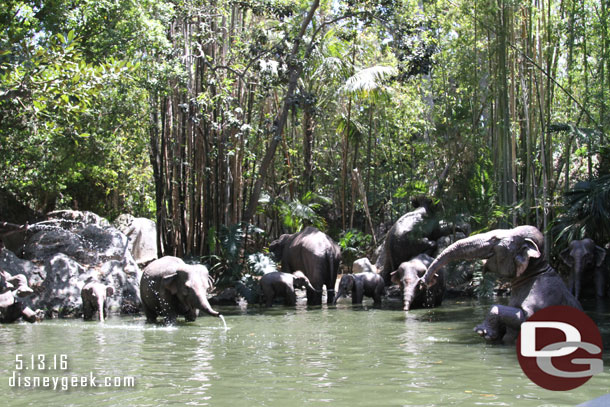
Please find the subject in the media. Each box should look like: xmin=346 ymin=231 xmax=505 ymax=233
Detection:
xmin=1 ymin=198 xmax=608 ymax=345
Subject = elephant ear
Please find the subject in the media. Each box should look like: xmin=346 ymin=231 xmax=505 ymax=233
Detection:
xmin=162 ymin=272 xmax=179 ymax=295
xmin=559 ymin=247 xmax=573 ymax=267
xmin=514 ymin=238 xmax=542 ymax=277
xmin=595 ymin=245 xmax=606 ymax=268
xmin=106 ymin=286 xmax=115 ymax=297
xmin=390 ymin=270 xmax=401 ymax=285
xmin=0 ymin=291 xmax=15 ymax=308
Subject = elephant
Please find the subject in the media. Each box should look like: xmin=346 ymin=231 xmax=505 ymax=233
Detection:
xmin=390 ymin=253 xmax=444 ymax=311
xmin=381 ymin=197 xmax=440 ymax=284
xmin=81 ymin=280 xmax=114 ymax=321
xmin=269 ymin=226 xmax=341 ymax=305
xmin=560 ymin=238 xmax=607 ymax=299
xmin=0 ymin=271 xmax=43 ymax=323
xmin=140 ymin=256 xmax=221 ymax=324
xmin=259 ymin=271 xmax=317 ymax=307
xmin=421 ymin=225 xmax=581 ymax=344
xmin=333 ymin=272 xmax=385 ymax=305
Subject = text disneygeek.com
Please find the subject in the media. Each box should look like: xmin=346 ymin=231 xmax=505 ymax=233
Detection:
xmin=8 ymin=354 xmax=135 ymax=391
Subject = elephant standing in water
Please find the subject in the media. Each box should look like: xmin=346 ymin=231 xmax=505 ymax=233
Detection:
xmin=422 ymin=225 xmax=581 ymax=344
xmin=260 ymin=271 xmax=317 ymax=307
xmin=391 ymin=253 xmax=444 ymax=311
xmin=81 ymin=280 xmax=114 ymax=321
xmin=560 ymin=238 xmax=607 ymax=299
xmin=140 ymin=256 xmax=222 ymax=324
xmin=269 ymin=227 xmax=341 ymax=305
xmin=333 ymin=272 xmax=385 ymax=305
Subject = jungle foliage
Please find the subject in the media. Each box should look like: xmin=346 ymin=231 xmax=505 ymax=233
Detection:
xmin=1 ymin=0 xmax=609 ymax=284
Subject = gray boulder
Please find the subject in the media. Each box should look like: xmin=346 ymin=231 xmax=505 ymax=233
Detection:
xmin=7 ymin=210 xmax=141 ymax=318
xmin=113 ymin=214 xmax=158 ymax=266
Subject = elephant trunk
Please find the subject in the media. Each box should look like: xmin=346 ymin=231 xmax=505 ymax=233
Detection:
xmin=573 ymin=259 xmax=583 ymax=300
xmin=402 ymin=283 xmax=418 ymax=311
xmin=332 ymin=290 xmax=343 ymax=305
xmin=422 ymin=233 xmax=497 ymax=286
xmin=198 ymin=293 xmax=221 ymax=318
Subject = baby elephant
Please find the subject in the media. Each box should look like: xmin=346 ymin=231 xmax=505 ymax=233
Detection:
xmin=391 ymin=253 xmax=444 ymax=311
xmin=81 ymin=280 xmax=114 ymax=321
xmin=333 ymin=272 xmax=385 ymax=305
xmin=260 ymin=271 xmax=317 ymax=307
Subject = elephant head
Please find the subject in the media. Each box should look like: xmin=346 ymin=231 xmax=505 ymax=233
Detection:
xmin=332 ymin=274 xmax=355 ymax=304
xmin=81 ymin=281 xmax=114 ymax=321
xmin=560 ymin=238 xmax=606 ymax=299
xmin=391 ymin=256 xmax=431 ymax=311
xmin=162 ymin=264 xmax=220 ymax=320
xmin=422 ymin=225 xmax=544 ymax=286
xmin=269 ymin=234 xmax=290 ymax=261
xmin=292 ymin=271 xmax=317 ymax=293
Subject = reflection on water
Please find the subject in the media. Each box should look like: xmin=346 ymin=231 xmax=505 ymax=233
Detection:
xmin=0 ymin=298 xmax=609 ymax=406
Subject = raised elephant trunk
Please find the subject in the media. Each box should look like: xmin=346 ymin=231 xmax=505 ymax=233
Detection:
xmin=422 ymin=233 xmax=497 ymax=285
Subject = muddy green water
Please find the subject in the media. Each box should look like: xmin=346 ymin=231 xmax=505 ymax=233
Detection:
xmin=1 ymin=298 xmax=609 ymax=406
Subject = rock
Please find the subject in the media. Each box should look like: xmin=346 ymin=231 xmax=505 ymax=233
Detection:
xmin=209 ymin=287 xmax=241 ymax=306
xmin=352 ymin=257 xmax=377 ymax=274
xmin=13 ymin=210 xmax=141 ymax=318
xmin=113 ymin=214 xmax=158 ymax=266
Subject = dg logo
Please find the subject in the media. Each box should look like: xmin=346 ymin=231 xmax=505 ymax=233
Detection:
xmin=517 ymin=305 xmax=604 ymax=391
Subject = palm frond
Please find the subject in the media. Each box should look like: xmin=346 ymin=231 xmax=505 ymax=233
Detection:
xmin=342 ymin=65 xmax=397 ymax=95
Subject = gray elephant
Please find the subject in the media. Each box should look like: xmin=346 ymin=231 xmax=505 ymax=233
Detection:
xmin=260 ymin=271 xmax=317 ymax=307
xmin=391 ymin=253 xmax=444 ymax=311
xmin=81 ymin=280 xmax=114 ymax=321
xmin=381 ymin=197 xmax=440 ymax=284
xmin=269 ymin=226 xmax=341 ymax=305
xmin=422 ymin=225 xmax=581 ymax=344
xmin=560 ymin=238 xmax=607 ymax=299
xmin=333 ymin=272 xmax=385 ymax=305
xmin=140 ymin=256 xmax=221 ymax=324
xmin=0 ymin=271 xmax=43 ymax=323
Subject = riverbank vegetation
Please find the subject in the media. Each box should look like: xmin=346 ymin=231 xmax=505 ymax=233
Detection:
xmin=1 ymin=0 xmax=608 ymax=283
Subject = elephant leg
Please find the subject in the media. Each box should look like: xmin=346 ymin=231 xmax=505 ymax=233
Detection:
xmin=142 ymin=303 xmax=158 ymax=323
xmin=285 ymin=287 xmax=297 ymax=306
xmin=475 ymin=304 xmax=523 ymax=342
xmin=184 ymin=308 xmax=197 ymax=322
xmin=263 ymin=286 xmax=274 ymax=307
xmin=352 ymin=288 xmax=363 ymax=304
xmin=83 ymin=301 xmax=94 ymax=320
xmin=306 ymin=287 xmax=322 ymax=306
xmin=594 ymin=268 xmax=606 ymax=298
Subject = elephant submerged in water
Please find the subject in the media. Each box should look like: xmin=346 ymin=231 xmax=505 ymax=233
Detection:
xmin=260 ymin=271 xmax=317 ymax=307
xmin=560 ymin=238 xmax=607 ymax=299
xmin=422 ymin=225 xmax=581 ymax=344
xmin=140 ymin=256 xmax=222 ymax=324
xmin=269 ymin=227 xmax=341 ymax=305
xmin=333 ymin=272 xmax=385 ymax=305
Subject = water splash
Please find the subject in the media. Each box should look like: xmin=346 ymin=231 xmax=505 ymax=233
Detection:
xmin=219 ymin=314 xmax=228 ymax=331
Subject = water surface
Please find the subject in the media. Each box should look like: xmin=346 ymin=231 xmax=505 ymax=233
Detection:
xmin=1 ymin=298 xmax=609 ymax=406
